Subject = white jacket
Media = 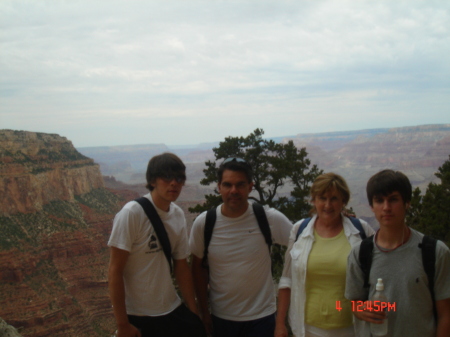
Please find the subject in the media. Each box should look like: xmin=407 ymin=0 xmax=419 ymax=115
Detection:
xmin=278 ymin=214 xmax=374 ymax=337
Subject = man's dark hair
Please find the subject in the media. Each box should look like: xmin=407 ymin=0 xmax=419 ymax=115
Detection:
xmin=217 ymin=158 xmax=253 ymax=183
xmin=146 ymin=152 xmax=186 ymax=191
xmin=366 ymin=169 xmax=412 ymax=206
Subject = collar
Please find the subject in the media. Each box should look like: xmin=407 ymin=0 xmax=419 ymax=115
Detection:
xmin=299 ymin=214 xmax=361 ymax=239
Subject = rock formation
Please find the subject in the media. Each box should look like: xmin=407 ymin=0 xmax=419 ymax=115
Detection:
xmin=0 ymin=130 xmax=136 ymax=337
xmin=0 ymin=130 xmax=104 ymax=215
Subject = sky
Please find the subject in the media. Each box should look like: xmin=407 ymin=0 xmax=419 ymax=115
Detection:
xmin=1 ymin=0 xmax=449 ymax=148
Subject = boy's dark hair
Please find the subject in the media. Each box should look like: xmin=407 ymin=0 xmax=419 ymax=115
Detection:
xmin=145 ymin=153 xmax=186 ymax=191
xmin=366 ymin=169 xmax=412 ymax=206
xmin=217 ymin=157 xmax=253 ymax=183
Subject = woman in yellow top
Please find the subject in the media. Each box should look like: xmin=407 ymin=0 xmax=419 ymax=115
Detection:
xmin=275 ymin=173 xmax=374 ymax=337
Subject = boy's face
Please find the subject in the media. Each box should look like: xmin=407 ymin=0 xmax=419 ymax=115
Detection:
xmin=371 ymin=191 xmax=409 ymax=228
xmin=150 ymin=173 xmax=185 ymax=210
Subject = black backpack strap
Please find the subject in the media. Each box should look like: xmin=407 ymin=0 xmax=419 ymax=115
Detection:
xmin=252 ymin=202 xmax=272 ymax=253
xmin=419 ymin=235 xmax=437 ymax=323
xmin=202 ymin=207 xmax=217 ymax=269
xmin=358 ymin=235 xmax=374 ymax=300
xmin=347 ymin=217 xmax=367 ymax=240
xmin=295 ymin=218 xmax=312 ymax=242
xmin=134 ymin=197 xmax=173 ymax=273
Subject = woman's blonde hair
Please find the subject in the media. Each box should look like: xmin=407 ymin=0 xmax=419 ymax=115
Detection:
xmin=309 ymin=172 xmax=350 ymax=214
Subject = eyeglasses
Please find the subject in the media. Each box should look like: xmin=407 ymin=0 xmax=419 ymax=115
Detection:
xmin=222 ymin=157 xmax=247 ymax=165
xmin=159 ymin=173 xmax=186 ymax=184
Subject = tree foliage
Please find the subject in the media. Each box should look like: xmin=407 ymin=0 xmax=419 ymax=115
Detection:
xmin=408 ymin=155 xmax=450 ymax=246
xmin=188 ymin=128 xmax=323 ymax=282
xmin=189 ymin=128 xmax=323 ymax=223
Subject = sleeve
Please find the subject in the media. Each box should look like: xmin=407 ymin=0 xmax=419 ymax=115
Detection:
xmin=266 ymin=208 xmax=293 ymax=246
xmin=172 ymin=210 xmax=190 ymax=260
xmin=345 ymin=244 xmax=367 ymax=301
xmin=189 ymin=212 xmax=207 ymax=258
xmin=107 ymin=205 xmax=139 ymax=252
xmin=278 ymin=222 xmax=300 ymax=289
xmin=434 ymin=241 xmax=450 ymax=301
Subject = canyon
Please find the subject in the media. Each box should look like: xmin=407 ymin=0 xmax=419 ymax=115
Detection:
xmin=1 ymin=124 xmax=449 ymax=336
xmin=0 ymin=130 xmax=133 ymax=337
xmin=80 ymin=124 xmax=450 ymax=225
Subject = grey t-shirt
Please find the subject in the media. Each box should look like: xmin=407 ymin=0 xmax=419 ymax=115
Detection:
xmin=345 ymin=228 xmax=450 ymax=337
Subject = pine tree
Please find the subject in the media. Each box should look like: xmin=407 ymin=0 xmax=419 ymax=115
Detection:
xmin=408 ymin=155 xmax=450 ymax=246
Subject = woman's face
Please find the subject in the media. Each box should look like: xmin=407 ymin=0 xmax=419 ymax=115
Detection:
xmin=313 ymin=188 xmax=345 ymax=223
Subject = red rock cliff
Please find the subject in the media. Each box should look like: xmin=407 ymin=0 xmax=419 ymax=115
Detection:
xmin=0 ymin=130 xmax=104 ymax=215
xmin=0 ymin=130 xmax=138 ymax=337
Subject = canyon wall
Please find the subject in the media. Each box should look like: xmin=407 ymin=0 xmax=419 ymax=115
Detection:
xmin=0 ymin=130 xmax=134 ymax=337
xmin=0 ymin=130 xmax=104 ymax=215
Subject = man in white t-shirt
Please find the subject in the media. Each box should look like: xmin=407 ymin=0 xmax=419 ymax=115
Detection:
xmin=108 ymin=153 xmax=206 ymax=337
xmin=190 ymin=158 xmax=292 ymax=337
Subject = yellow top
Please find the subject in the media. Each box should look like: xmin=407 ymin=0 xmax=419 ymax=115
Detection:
xmin=304 ymin=229 xmax=353 ymax=329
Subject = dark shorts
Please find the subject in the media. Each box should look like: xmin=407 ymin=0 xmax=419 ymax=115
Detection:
xmin=128 ymin=304 xmax=207 ymax=337
xmin=211 ymin=313 xmax=276 ymax=337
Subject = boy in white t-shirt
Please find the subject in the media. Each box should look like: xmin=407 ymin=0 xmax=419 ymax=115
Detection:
xmin=108 ymin=153 xmax=206 ymax=337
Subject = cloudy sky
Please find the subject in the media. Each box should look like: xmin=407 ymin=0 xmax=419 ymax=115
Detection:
xmin=1 ymin=0 xmax=449 ymax=148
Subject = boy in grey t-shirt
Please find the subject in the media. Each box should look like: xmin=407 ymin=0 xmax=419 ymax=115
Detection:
xmin=345 ymin=170 xmax=450 ymax=337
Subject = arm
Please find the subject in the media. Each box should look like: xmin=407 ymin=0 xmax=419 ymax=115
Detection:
xmin=436 ymin=298 xmax=450 ymax=337
xmin=108 ymin=247 xmax=141 ymax=337
xmin=274 ymin=288 xmax=291 ymax=337
xmin=275 ymin=223 xmax=297 ymax=337
xmin=191 ymin=255 xmax=213 ymax=335
xmin=173 ymin=258 xmax=199 ymax=315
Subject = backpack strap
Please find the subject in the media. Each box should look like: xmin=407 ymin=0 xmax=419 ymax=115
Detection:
xmin=252 ymin=202 xmax=272 ymax=253
xmin=419 ymin=235 xmax=437 ymax=323
xmin=358 ymin=235 xmax=375 ymax=300
xmin=347 ymin=217 xmax=367 ymax=240
xmin=202 ymin=207 xmax=217 ymax=269
xmin=134 ymin=197 xmax=173 ymax=273
xmin=295 ymin=218 xmax=312 ymax=242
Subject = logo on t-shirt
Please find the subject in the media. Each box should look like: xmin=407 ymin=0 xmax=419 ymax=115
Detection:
xmin=146 ymin=228 xmax=163 ymax=254
xmin=148 ymin=234 xmax=158 ymax=250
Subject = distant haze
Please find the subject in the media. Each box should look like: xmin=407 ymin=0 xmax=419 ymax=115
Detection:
xmin=78 ymin=124 xmax=450 ymax=227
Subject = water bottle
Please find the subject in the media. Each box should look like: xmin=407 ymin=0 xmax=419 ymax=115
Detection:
xmin=370 ymin=278 xmax=388 ymax=336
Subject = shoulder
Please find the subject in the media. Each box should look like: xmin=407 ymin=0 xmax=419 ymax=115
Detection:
xmin=434 ymin=238 xmax=450 ymax=264
xmin=293 ymin=216 xmax=315 ymax=234
xmin=359 ymin=219 xmax=375 ymax=236
xmin=262 ymin=205 xmax=291 ymax=223
xmin=170 ymin=202 xmax=185 ymax=218
xmin=191 ymin=210 xmax=208 ymax=231
xmin=436 ymin=240 xmax=450 ymax=253
xmin=343 ymin=216 xmax=374 ymax=236
xmin=115 ymin=199 xmax=144 ymax=220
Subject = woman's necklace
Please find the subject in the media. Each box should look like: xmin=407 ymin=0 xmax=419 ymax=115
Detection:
xmin=375 ymin=226 xmax=410 ymax=253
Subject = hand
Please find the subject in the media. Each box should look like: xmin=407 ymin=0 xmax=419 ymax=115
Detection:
xmin=116 ymin=323 xmax=141 ymax=337
xmin=353 ymin=301 xmax=387 ymax=324
xmin=274 ymin=323 xmax=288 ymax=337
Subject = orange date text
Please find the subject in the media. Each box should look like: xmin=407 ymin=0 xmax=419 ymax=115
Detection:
xmin=335 ymin=301 xmax=396 ymax=312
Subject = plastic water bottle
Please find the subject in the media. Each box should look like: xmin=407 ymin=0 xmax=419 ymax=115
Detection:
xmin=370 ymin=278 xmax=388 ymax=336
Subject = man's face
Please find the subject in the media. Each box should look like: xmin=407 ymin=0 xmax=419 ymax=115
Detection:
xmin=371 ymin=191 xmax=409 ymax=228
xmin=218 ymin=169 xmax=253 ymax=217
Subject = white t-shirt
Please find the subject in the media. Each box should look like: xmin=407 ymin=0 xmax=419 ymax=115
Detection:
xmin=189 ymin=202 xmax=292 ymax=321
xmin=108 ymin=193 xmax=190 ymax=316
